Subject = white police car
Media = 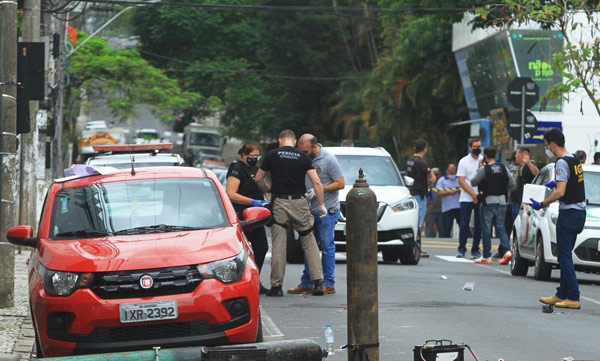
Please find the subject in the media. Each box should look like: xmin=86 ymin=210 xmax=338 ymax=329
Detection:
xmin=511 ymin=164 xmax=600 ymax=280
xmin=85 ymin=143 xmax=184 ymax=168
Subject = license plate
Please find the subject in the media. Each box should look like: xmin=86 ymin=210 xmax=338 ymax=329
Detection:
xmin=119 ymin=300 xmax=178 ymax=323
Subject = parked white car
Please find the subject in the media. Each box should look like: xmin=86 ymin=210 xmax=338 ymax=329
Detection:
xmin=511 ymin=164 xmax=600 ymax=280
xmin=84 ymin=120 xmax=108 ymax=130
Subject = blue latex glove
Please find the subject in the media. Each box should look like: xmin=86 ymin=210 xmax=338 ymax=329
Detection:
xmin=530 ymin=198 xmax=542 ymax=210
xmin=251 ymin=199 xmax=270 ymax=207
xmin=544 ymin=180 xmax=556 ymax=189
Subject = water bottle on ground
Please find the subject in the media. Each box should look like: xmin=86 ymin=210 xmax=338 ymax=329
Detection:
xmin=324 ymin=323 xmax=335 ymax=355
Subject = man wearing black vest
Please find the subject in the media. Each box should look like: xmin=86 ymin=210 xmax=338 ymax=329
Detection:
xmin=533 ymin=128 xmax=586 ymax=309
xmin=470 ymin=147 xmax=515 ymax=265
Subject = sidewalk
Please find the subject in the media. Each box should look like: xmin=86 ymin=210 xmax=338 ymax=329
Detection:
xmin=0 ymin=250 xmax=35 ymax=360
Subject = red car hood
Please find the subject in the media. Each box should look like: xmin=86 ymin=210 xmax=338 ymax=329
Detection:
xmin=38 ymin=227 xmax=243 ymax=272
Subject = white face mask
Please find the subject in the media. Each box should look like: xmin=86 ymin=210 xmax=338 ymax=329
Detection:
xmin=545 ymin=148 xmax=554 ymax=158
xmin=447 ymin=174 xmax=457 ymax=180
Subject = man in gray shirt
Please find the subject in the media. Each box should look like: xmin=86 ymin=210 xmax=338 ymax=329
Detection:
xmin=287 ymin=134 xmax=345 ymax=295
xmin=471 ymin=147 xmax=515 ymax=265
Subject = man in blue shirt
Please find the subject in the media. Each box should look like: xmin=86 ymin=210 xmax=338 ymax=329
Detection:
xmin=435 ymin=164 xmax=461 ymax=238
xmin=532 ymin=128 xmax=586 ymax=309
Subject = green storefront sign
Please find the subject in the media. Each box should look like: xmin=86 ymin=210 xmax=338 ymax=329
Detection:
xmin=510 ymin=30 xmax=564 ymax=112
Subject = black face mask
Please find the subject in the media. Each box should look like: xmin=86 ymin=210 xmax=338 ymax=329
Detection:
xmin=472 ymin=148 xmax=481 ymax=156
xmin=246 ymin=157 xmax=258 ymax=167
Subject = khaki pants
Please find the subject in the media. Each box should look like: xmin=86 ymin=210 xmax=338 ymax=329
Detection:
xmin=270 ymin=197 xmax=323 ymax=287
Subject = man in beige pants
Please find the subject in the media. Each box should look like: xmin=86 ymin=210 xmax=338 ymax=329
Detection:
xmin=255 ymin=130 xmax=327 ymax=297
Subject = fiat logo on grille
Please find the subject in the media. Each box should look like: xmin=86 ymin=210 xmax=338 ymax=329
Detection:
xmin=140 ymin=275 xmax=154 ymax=289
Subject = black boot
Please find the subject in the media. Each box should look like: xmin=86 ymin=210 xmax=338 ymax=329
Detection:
xmin=266 ymin=285 xmax=283 ymax=297
xmin=260 ymin=283 xmax=269 ymax=295
xmin=312 ymin=280 xmax=324 ymax=296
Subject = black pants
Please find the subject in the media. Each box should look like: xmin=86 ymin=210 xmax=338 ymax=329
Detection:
xmin=245 ymin=226 xmax=268 ymax=272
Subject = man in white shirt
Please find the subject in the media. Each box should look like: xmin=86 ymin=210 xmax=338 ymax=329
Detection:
xmin=456 ymin=139 xmax=483 ymax=258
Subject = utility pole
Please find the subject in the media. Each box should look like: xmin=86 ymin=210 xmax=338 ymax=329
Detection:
xmin=0 ymin=0 xmax=19 ymax=308
xmin=20 ymin=0 xmax=41 ymax=231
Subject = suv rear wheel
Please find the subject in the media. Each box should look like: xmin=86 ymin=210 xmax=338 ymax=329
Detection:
xmin=534 ymin=235 xmax=552 ymax=281
xmin=399 ymin=233 xmax=421 ymax=265
xmin=510 ymin=228 xmax=529 ymax=277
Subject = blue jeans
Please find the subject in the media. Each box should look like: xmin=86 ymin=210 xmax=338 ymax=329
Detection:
xmin=555 ymin=209 xmax=586 ymax=301
xmin=458 ymin=201 xmax=481 ymax=255
xmin=416 ymin=195 xmax=427 ymax=229
xmin=481 ymin=203 xmax=510 ymax=258
xmin=301 ymin=209 xmax=339 ymax=288
xmin=441 ymin=208 xmax=460 ymax=238
xmin=512 ymin=203 xmax=520 ymax=221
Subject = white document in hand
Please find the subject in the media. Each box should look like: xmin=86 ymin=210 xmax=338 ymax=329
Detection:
xmin=522 ymin=183 xmax=550 ymax=204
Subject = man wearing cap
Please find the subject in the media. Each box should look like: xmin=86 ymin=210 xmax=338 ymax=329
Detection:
xmin=287 ymin=134 xmax=345 ymax=295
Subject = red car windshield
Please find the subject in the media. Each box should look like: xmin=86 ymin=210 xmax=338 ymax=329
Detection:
xmin=50 ymin=178 xmax=228 ymax=239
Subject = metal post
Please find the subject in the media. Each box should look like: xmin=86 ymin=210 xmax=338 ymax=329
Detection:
xmin=346 ymin=169 xmax=379 ymax=361
xmin=0 ymin=0 xmax=19 ymax=308
xmin=520 ymin=84 xmax=525 ymax=145
xmin=20 ymin=0 xmax=41 ymax=232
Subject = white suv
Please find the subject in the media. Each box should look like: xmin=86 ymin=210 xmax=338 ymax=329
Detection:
xmin=286 ymin=146 xmax=420 ymax=264
xmin=511 ymin=164 xmax=600 ymax=280
xmin=331 ymin=147 xmax=420 ymax=264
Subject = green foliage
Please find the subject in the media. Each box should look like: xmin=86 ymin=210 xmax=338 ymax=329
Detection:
xmin=332 ymin=1 xmax=474 ymax=166
xmin=474 ymin=0 xmax=600 ymax=116
xmin=67 ymin=32 xmax=202 ymax=123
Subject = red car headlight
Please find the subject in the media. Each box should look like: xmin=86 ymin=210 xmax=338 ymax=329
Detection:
xmin=38 ymin=263 xmax=92 ymax=296
xmin=197 ymin=248 xmax=247 ymax=284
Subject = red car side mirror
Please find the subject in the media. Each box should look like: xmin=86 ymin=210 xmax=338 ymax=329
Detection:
xmin=241 ymin=207 xmax=272 ymax=231
xmin=7 ymin=225 xmax=37 ymax=248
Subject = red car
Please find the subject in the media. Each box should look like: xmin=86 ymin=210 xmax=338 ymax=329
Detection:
xmin=7 ymin=166 xmax=270 ymax=357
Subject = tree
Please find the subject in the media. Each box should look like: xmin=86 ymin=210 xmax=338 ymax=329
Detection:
xmin=332 ymin=1 xmax=484 ymax=166
xmin=474 ymin=0 xmax=600 ymax=116
xmin=67 ymin=32 xmax=202 ymax=123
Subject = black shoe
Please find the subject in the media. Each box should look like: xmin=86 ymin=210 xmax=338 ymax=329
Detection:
xmin=260 ymin=283 xmax=269 ymax=295
xmin=313 ymin=280 xmax=324 ymax=296
xmin=492 ymin=252 xmax=503 ymax=259
xmin=265 ymin=285 xmax=283 ymax=297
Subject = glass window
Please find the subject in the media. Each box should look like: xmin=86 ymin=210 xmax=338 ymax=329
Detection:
xmin=189 ymin=132 xmax=221 ymax=147
xmin=50 ymin=178 xmax=228 ymax=239
xmin=585 ymin=171 xmax=600 ymax=206
xmin=335 ymin=155 xmax=403 ymax=186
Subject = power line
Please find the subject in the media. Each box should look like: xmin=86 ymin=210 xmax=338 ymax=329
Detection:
xmin=67 ymin=0 xmax=483 ymax=17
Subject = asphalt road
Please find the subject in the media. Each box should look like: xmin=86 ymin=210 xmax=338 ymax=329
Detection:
xmin=259 ymin=237 xmax=600 ymax=361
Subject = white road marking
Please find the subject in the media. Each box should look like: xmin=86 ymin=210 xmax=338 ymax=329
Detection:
xmin=163 ymin=131 xmax=172 ymax=137
xmin=435 ymin=255 xmax=474 ymax=263
xmin=475 ymin=264 xmax=512 ymax=276
xmin=581 ymin=296 xmax=600 ymax=306
xmin=176 ymin=140 xmax=183 ymax=145
xmin=260 ymin=307 xmax=284 ymax=340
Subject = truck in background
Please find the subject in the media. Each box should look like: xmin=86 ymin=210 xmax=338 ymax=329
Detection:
xmin=182 ymin=123 xmax=224 ymax=165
